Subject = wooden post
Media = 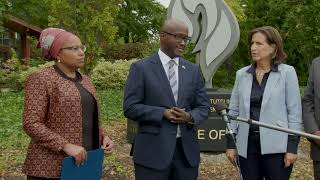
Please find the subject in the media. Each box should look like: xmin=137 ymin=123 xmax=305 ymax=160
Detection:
xmin=20 ymin=33 xmax=30 ymax=64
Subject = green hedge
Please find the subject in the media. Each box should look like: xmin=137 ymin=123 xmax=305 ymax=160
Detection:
xmin=103 ymin=42 xmax=147 ymax=60
xmin=103 ymin=42 xmax=159 ymax=61
xmin=0 ymin=61 xmax=54 ymax=91
xmin=91 ymin=59 xmax=136 ymax=90
xmin=0 ymin=58 xmax=138 ymax=91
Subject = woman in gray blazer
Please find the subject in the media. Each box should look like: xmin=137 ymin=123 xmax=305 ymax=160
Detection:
xmin=226 ymin=26 xmax=302 ymax=180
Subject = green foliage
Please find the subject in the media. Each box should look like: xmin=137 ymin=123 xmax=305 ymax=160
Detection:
xmin=18 ymin=61 xmax=54 ymax=88
xmin=97 ymin=90 xmax=124 ymax=121
xmin=2 ymin=49 xmax=23 ymax=71
xmin=2 ymin=0 xmax=320 ymax=88
xmin=115 ymin=0 xmax=166 ymax=43
xmin=6 ymin=0 xmax=49 ymax=27
xmin=0 ymin=49 xmax=25 ymax=90
xmin=0 ymin=91 xmax=24 ymax=138
xmin=233 ymin=0 xmax=320 ymax=86
xmin=0 ymin=71 xmax=20 ymax=90
xmin=225 ymin=0 xmax=246 ymax=22
xmin=212 ymin=59 xmax=240 ymax=90
xmin=0 ymin=57 xmax=53 ymax=91
xmin=28 ymin=57 xmax=47 ymax=67
xmin=0 ymin=56 xmax=135 ymax=92
xmin=0 ymin=91 xmax=29 ymax=173
xmin=46 ymin=0 xmax=121 ymax=73
xmin=91 ymin=59 xmax=136 ymax=90
xmin=104 ymin=42 xmax=149 ymax=60
xmin=283 ymin=0 xmax=320 ymax=85
xmin=142 ymin=42 xmax=160 ymax=57
xmin=0 ymin=0 xmax=11 ymax=32
xmin=1 ymin=0 xmax=166 ymax=74
xmin=180 ymin=43 xmax=195 ymax=63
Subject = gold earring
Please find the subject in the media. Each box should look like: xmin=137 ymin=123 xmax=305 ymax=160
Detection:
xmin=57 ymin=59 xmax=61 ymax=63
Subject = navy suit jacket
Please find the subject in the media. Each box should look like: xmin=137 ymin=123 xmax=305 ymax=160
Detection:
xmin=123 ymin=52 xmax=210 ymax=170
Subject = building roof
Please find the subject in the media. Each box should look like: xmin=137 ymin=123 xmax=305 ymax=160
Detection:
xmin=3 ymin=15 xmax=42 ymax=38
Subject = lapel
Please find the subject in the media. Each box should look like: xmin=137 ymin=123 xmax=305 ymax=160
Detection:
xmin=177 ymin=58 xmax=187 ymax=106
xmin=261 ymin=71 xmax=280 ymax=111
xmin=243 ymin=72 xmax=253 ymax=118
xmin=150 ymin=53 xmax=176 ymax=105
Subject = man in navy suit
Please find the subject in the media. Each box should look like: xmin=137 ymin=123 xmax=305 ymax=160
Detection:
xmin=123 ymin=19 xmax=210 ymax=180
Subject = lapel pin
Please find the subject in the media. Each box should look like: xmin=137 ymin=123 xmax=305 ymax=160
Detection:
xmin=182 ymin=65 xmax=186 ymax=69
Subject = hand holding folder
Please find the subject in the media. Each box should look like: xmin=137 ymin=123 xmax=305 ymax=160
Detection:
xmin=61 ymin=149 xmax=104 ymax=180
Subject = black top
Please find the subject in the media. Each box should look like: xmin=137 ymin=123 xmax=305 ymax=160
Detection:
xmin=227 ymin=64 xmax=300 ymax=153
xmin=247 ymin=64 xmax=278 ymax=132
xmin=53 ymin=65 xmax=99 ymax=151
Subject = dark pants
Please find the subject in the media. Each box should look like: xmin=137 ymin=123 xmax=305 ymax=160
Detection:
xmin=314 ymin=161 xmax=320 ymax=180
xmin=239 ymin=132 xmax=293 ymax=180
xmin=134 ymin=138 xmax=198 ymax=180
xmin=27 ymin=176 xmax=59 ymax=180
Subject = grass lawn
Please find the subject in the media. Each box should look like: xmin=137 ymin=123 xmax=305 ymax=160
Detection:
xmin=0 ymin=89 xmax=125 ymax=176
xmin=0 ymin=91 xmax=28 ymax=176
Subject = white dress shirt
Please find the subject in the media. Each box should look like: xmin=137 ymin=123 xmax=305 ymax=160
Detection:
xmin=158 ymin=49 xmax=181 ymax=137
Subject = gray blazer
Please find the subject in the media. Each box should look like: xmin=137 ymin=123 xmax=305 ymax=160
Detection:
xmin=302 ymin=57 xmax=320 ymax=161
xmin=228 ymin=64 xmax=302 ymax=158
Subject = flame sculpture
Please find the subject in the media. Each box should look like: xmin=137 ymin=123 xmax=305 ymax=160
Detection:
xmin=168 ymin=0 xmax=240 ymax=88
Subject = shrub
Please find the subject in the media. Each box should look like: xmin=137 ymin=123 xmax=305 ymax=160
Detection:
xmin=103 ymin=42 xmax=155 ymax=60
xmin=141 ymin=42 xmax=160 ymax=58
xmin=1 ymin=55 xmax=137 ymax=91
xmin=28 ymin=58 xmax=47 ymax=67
xmin=0 ymin=60 xmax=53 ymax=91
xmin=0 ymin=71 xmax=21 ymax=90
xmin=18 ymin=61 xmax=54 ymax=88
xmin=91 ymin=59 xmax=136 ymax=90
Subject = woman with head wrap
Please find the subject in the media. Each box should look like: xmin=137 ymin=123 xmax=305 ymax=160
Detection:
xmin=22 ymin=28 xmax=114 ymax=180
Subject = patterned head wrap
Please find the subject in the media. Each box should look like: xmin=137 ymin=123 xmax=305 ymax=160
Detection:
xmin=37 ymin=28 xmax=74 ymax=60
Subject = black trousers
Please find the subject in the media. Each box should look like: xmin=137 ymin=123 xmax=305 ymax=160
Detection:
xmin=314 ymin=161 xmax=320 ymax=180
xmin=134 ymin=138 xmax=198 ymax=180
xmin=239 ymin=132 xmax=293 ymax=180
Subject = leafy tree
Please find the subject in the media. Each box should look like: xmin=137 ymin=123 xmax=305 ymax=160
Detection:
xmin=46 ymin=0 xmax=121 ymax=73
xmin=225 ymin=0 xmax=246 ymax=22
xmin=234 ymin=0 xmax=320 ymax=85
xmin=283 ymin=0 xmax=320 ymax=85
xmin=115 ymin=0 xmax=166 ymax=43
xmin=0 ymin=0 xmax=11 ymax=32
xmin=5 ymin=0 xmax=49 ymax=28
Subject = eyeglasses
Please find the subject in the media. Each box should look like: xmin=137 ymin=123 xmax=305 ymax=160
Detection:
xmin=162 ymin=31 xmax=191 ymax=44
xmin=60 ymin=45 xmax=86 ymax=52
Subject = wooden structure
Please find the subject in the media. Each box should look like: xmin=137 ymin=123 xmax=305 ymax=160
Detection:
xmin=1 ymin=15 xmax=42 ymax=62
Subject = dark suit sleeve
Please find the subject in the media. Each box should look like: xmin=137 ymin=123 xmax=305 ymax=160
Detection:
xmin=187 ymin=66 xmax=210 ymax=125
xmin=226 ymin=133 xmax=237 ymax=149
xmin=123 ymin=62 xmax=165 ymax=125
xmin=302 ymin=59 xmax=319 ymax=133
xmin=287 ymin=135 xmax=300 ymax=154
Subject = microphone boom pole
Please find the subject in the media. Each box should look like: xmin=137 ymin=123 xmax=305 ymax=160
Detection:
xmin=225 ymin=113 xmax=320 ymax=141
xmin=213 ymin=101 xmax=320 ymax=141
